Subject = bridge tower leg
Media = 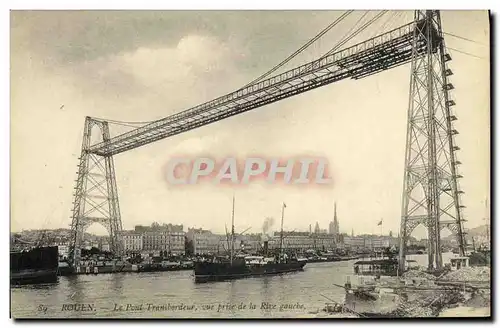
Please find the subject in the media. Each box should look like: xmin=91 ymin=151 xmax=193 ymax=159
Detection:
xmin=69 ymin=117 xmax=123 ymax=268
xmin=398 ymin=10 xmax=467 ymax=273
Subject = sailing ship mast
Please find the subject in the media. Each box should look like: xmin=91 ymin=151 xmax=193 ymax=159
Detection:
xmin=230 ymin=194 xmax=235 ymax=265
xmin=279 ymin=203 xmax=286 ymax=260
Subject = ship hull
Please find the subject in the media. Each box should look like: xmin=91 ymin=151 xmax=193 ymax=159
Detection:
xmin=10 ymin=246 xmax=59 ymax=285
xmin=194 ymin=261 xmax=306 ymax=283
xmin=138 ymin=264 xmax=193 ymax=273
xmin=11 ymin=269 xmax=58 ymax=285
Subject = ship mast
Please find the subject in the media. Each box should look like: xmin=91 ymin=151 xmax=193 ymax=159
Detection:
xmin=230 ymin=194 xmax=235 ymax=265
xmin=279 ymin=203 xmax=286 ymax=260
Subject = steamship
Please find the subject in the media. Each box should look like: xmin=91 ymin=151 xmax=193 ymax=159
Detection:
xmin=194 ymin=199 xmax=307 ymax=283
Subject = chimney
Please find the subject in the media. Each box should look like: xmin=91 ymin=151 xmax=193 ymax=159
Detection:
xmin=263 ymin=241 xmax=269 ymax=255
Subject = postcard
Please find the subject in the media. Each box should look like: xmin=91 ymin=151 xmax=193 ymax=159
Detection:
xmin=10 ymin=9 xmax=491 ymax=319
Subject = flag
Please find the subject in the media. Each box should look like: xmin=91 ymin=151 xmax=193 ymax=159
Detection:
xmin=377 ymin=219 xmax=383 ymax=226
xmin=283 ymin=203 xmax=287 ymax=208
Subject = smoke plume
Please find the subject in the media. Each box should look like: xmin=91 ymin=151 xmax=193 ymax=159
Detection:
xmin=262 ymin=217 xmax=275 ymax=235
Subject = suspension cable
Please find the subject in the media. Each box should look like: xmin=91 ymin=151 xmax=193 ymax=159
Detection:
xmin=447 ymin=47 xmax=486 ymax=60
xmin=242 ymin=10 xmax=354 ymax=87
xmin=443 ymin=31 xmax=487 ymax=46
xmin=97 ymin=11 xmax=389 ymax=127
xmin=94 ymin=12 xmax=356 ymax=126
xmin=375 ymin=11 xmax=402 ymax=38
xmin=322 ymin=10 xmax=388 ymax=58
xmin=321 ymin=11 xmax=370 ymax=58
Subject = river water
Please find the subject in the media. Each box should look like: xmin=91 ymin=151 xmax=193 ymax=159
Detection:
xmin=11 ymin=260 xmax=355 ymax=318
xmin=10 ymin=253 xmax=455 ymax=319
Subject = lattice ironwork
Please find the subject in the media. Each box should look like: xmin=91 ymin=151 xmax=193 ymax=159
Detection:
xmin=398 ymin=10 xmax=466 ymax=271
xmin=69 ymin=117 xmax=123 ymax=267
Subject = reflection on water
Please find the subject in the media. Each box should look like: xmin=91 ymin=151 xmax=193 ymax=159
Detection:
xmin=10 ymin=253 xmax=454 ymax=318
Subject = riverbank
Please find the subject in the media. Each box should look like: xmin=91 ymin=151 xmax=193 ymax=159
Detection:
xmin=59 ymin=256 xmax=358 ymax=276
xmin=400 ymin=266 xmax=490 ymax=318
xmin=381 ymin=267 xmax=490 ymax=318
xmin=319 ymin=265 xmax=491 ymax=318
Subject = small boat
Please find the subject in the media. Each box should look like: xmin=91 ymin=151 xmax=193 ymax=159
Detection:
xmin=344 ymin=285 xmax=401 ymax=317
xmin=342 ymin=257 xmax=402 ymax=316
xmin=352 ymin=258 xmax=399 ymax=276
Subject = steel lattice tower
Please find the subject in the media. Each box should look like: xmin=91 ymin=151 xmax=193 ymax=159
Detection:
xmin=69 ymin=117 xmax=123 ymax=267
xmin=398 ymin=10 xmax=467 ymax=272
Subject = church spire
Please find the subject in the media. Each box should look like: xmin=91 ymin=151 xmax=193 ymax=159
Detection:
xmin=333 ymin=202 xmax=339 ymax=235
xmin=334 ymin=202 xmax=338 ymax=224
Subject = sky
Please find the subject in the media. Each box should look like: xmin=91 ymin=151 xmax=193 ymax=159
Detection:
xmin=10 ymin=10 xmax=490 ymax=238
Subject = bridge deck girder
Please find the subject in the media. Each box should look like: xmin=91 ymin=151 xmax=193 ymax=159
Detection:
xmin=88 ymin=20 xmax=433 ymax=157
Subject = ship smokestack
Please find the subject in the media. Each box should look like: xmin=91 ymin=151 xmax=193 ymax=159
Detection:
xmin=263 ymin=241 xmax=269 ymax=255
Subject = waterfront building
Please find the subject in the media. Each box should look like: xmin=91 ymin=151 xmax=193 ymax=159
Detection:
xmin=135 ymin=223 xmax=184 ymax=233
xmin=312 ymin=233 xmax=337 ymax=250
xmin=344 ymin=235 xmax=392 ymax=251
xmin=122 ymin=231 xmax=144 ymax=253
xmin=366 ymin=237 xmax=390 ymax=250
xmin=142 ymin=231 xmax=186 ymax=255
xmin=101 ymin=243 xmax=110 ymax=252
xmin=343 ymin=236 xmax=366 ymax=249
xmin=269 ymin=231 xmax=337 ymax=252
xmin=186 ymin=228 xmax=225 ymax=255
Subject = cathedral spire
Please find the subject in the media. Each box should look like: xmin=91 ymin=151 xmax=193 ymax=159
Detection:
xmin=333 ymin=202 xmax=338 ymax=224
xmin=333 ymin=202 xmax=339 ymax=235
